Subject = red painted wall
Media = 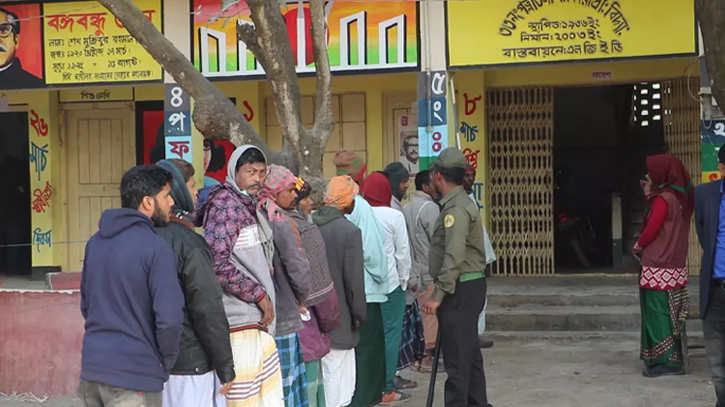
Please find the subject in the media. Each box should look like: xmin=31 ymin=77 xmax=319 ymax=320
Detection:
xmin=0 ymin=290 xmax=83 ymax=396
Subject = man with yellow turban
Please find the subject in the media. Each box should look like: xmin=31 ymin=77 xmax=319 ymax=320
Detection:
xmin=313 ymin=176 xmax=367 ymax=407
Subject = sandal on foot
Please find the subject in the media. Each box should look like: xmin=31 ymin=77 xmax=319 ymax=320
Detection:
xmin=380 ymin=391 xmax=412 ymax=405
xmin=394 ymin=376 xmax=417 ymax=390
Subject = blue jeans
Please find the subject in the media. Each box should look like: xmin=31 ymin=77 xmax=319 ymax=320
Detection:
xmin=705 ymin=286 xmax=725 ymax=407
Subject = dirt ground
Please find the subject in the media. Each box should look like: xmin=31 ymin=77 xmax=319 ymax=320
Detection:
xmin=0 ymin=338 xmax=716 ymax=407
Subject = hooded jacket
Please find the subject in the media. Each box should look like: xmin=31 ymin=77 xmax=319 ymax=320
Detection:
xmin=80 ymin=209 xmax=184 ymax=392
xmin=313 ymin=206 xmax=367 ymax=349
xmin=154 ymin=160 xmax=235 ymax=383
xmin=195 ymin=146 xmax=278 ymax=334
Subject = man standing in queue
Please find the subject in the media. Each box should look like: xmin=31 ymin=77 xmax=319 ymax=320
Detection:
xmin=421 ymin=148 xmax=491 ymax=407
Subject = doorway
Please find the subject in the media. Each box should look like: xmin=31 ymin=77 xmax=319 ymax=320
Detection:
xmin=0 ymin=112 xmax=31 ymax=275
xmin=552 ymin=84 xmax=666 ymax=272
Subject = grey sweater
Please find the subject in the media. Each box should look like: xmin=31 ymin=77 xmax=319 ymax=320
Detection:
xmin=221 ymin=221 xmax=278 ymax=335
xmin=402 ymin=191 xmax=440 ymax=304
xmin=260 ymin=211 xmax=312 ymax=337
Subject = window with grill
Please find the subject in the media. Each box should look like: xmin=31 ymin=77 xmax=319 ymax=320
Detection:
xmin=633 ymin=82 xmax=662 ymax=127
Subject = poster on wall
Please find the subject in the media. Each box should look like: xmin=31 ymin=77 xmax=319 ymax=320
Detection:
xmin=417 ymin=71 xmax=448 ymax=171
xmin=138 ymin=101 xmax=237 ymax=200
xmin=0 ymin=0 xmax=162 ymax=91
xmin=0 ymin=4 xmax=44 ymax=90
xmin=398 ymin=115 xmax=418 ymax=176
xmin=191 ymin=0 xmax=419 ymax=79
xmin=701 ymin=120 xmax=725 ymax=183
xmin=446 ymin=0 xmax=697 ymax=68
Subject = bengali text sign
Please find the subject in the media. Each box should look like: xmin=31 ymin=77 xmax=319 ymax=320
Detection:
xmin=43 ymin=0 xmax=162 ymax=85
xmin=447 ymin=0 xmax=696 ymax=68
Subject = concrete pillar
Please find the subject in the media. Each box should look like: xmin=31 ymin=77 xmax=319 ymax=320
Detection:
xmin=165 ymin=0 xmax=204 ymax=188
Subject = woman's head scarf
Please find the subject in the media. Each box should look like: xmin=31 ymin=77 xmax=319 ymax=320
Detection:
xmin=646 ymin=154 xmax=694 ymax=220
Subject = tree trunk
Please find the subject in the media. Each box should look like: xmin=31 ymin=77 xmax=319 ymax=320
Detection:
xmin=698 ymin=0 xmax=725 ymax=108
xmin=237 ymin=0 xmax=333 ymax=201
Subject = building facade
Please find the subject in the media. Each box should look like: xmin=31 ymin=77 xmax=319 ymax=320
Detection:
xmin=0 ymin=0 xmax=706 ymax=397
xmin=0 ymin=0 xmax=702 ymax=279
xmin=446 ymin=0 xmax=701 ymax=276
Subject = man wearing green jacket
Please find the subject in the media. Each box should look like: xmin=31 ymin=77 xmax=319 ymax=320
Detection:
xmin=422 ymin=148 xmax=491 ymax=407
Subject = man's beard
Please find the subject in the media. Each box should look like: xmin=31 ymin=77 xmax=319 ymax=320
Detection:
xmin=151 ymin=203 xmax=169 ymax=227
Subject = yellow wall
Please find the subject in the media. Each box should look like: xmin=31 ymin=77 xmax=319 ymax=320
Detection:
xmin=454 ymin=71 xmax=488 ymax=225
xmin=259 ymin=72 xmax=418 ymax=173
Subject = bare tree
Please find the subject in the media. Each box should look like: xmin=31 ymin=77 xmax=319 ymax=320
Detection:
xmin=698 ymin=0 xmax=725 ymax=107
xmin=98 ymin=0 xmax=334 ymax=195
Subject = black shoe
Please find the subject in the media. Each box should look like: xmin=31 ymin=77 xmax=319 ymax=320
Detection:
xmin=642 ymin=364 xmax=684 ymax=378
xmin=478 ymin=338 xmax=494 ymax=349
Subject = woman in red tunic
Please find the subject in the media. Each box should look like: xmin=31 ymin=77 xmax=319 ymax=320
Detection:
xmin=633 ymin=154 xmax=693 ymax=378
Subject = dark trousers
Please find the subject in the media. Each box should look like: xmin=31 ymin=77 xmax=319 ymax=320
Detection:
xmin=78 ymin=380 xmax=162 ymax=407
xmin=705 ymin=286 xmax=725 ymax=407
xmin=438 ymin=278 xmax=488 ymax=407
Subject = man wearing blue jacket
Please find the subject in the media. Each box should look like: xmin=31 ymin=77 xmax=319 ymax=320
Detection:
xmin=78 ymin=165 xmax=185 ymax=407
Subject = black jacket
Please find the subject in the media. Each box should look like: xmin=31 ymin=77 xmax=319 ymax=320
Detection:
xmin=155 ymin=217 xmax=235 ymax=383
xmin=0 ymin=59 xmax=44 ymax=90
xmin=695 ymin=180 xmax=721 ymax=318
xmin=313 ymin=207 xmax=366 ymax=350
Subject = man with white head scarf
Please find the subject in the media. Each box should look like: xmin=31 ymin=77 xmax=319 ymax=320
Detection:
xmin=194 ymin=145 xmax=284 ymax=407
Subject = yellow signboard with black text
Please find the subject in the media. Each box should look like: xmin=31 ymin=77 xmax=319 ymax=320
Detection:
xmin=446 ymin=0 xmax=696 ymax=68
xmin=42 ymin=0 xmax=162 ymax=85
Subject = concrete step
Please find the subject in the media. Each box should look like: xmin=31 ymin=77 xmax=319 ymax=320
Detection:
xmin=485 ymin=329 xmax=705 ymax=348
xmin=485 ymin=276 xmax=702 ymax=334
xmin=486 ymin=305 xmax=641 ymax=331
xmin=486 ymin=310 xmax=703 ymax=340
xmin=487 ymin=293 xmax=640 ymax=308
xmin=487 ymin=293 xmax=700 ymax=316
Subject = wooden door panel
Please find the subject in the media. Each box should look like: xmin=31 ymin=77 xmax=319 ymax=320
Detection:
xmin=66 ymin=108 xmax=134 ymax=272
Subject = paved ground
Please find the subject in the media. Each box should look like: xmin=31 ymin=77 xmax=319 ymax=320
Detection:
xmin=0 ymin=338 xmax=717 ymax=407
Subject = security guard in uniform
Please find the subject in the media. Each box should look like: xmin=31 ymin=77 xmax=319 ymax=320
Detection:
xmin=422 ymin=147 xmax=490 ymax=407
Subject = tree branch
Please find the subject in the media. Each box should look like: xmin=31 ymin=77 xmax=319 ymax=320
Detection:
xmin=244 ymin=0 xmax=307 ymax=164
xmin=236 ymin=20 xmax=263 ymax=63
xmin=99 ymin=0 xmax=281 ymax=161
xmin=698 ymin=0 xmax=725 ymax=108
xmin=310 ymin=0 xmax=333 ymax=139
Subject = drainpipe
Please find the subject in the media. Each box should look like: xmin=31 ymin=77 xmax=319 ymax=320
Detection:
xmin=424 ymin=0 xmax=433 ymax=140
xmin=451 ymin=75 xmax=461 ymax=150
